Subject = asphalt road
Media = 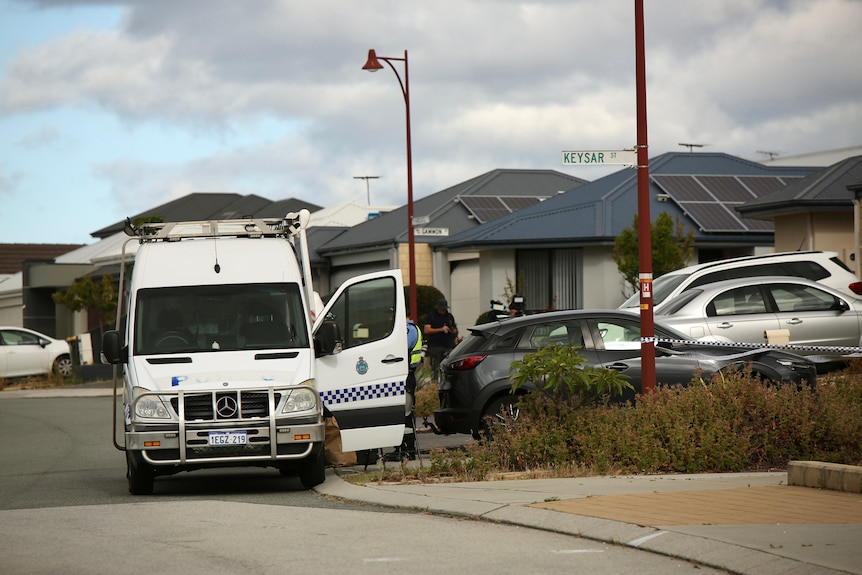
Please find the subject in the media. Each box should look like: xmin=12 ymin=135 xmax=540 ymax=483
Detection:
xmin=0 ymin=393 xmax=730 ymax=575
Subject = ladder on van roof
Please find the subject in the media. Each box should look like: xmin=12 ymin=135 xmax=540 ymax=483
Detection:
xmin=127 ymin=215 xmax=303 ymax=242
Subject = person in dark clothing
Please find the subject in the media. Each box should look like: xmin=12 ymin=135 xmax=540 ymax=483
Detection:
xmin=424 ymin=298 xmax=458 ymax=382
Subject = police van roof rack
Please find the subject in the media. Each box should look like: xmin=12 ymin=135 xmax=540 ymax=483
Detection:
xmin=127 ymin=216 xmax=296 ymax=242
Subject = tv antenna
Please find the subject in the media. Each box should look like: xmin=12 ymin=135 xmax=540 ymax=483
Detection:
xmin=678 ymin=143 xmax=707 ymax=152
xmin=353 ymin=175 xmax=381 ymax=205
xmin=756 ymin=150 xmax=781 ymax=160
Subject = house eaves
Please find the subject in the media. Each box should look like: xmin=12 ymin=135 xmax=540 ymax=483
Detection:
xmin=736 ymin=155 xmax=862 ymax=220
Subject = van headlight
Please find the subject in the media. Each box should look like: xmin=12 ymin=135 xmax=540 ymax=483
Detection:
xmin=133 ymin=390 xmax=172 ymax=419
xmin=282 ymin=386 xmax=318 ymax=413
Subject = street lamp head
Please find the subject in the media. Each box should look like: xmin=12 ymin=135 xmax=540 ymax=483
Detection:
xmin=362 ymin=49 xmax=384 ymax=72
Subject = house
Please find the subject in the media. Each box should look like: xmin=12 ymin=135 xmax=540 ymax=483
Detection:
xmin=0 ymin=243 xmax=84 ymax=326
xmin=316 ymin=169 xmax=589 ymax=324
xmin=736 ymin=155 xmax=862 ymax=274
xmin=439 ymin=152 xmax=821 ymax=319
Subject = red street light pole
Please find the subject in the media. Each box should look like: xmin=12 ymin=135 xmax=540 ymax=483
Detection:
xmin=635 ymin=0 xmax=656 ymax=394
xmin=362 ymin=49 xmax=418 ymax=321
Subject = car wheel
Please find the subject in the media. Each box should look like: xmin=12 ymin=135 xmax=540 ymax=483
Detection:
xmin=126 ymin=450 xmax=155 ymax=495
xmin=53 ymin=355 xmax=74 ymax=378
xmin=298 ymin=443 xmax=326 ymax=489
xmin=479 ymin=395 xmax=521 ymax=440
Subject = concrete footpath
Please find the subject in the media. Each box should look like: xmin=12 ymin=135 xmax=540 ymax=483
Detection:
xmin=317 ymin=459 xmax=862 ymax=575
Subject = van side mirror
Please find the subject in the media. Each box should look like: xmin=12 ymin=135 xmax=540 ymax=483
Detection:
xmin=102 ymin=330 xmax=128 ymax=364
xmin=314 ymin=321 xmax=342 ymax=357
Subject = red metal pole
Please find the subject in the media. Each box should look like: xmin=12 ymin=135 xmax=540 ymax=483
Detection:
xmin=403 ymin=50 xmax=418 ymax=323
xmin=635 ymin=0 xmax=656 ymax=394
xmin=363 ymin=49 xmax=418 ymax=321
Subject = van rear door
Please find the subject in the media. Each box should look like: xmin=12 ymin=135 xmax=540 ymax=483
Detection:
xmin=313 ymin=270 xmax=408 ymax=451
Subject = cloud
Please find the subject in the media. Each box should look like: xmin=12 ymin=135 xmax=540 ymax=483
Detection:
xmin=1 ymin=0 xmax=860 ymax=242
xmin=16 ymin=126 xmax=61 ymax=149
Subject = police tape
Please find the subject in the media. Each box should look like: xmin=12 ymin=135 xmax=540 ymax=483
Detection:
xmin=641 ymin=337 xmax=862 ymax=356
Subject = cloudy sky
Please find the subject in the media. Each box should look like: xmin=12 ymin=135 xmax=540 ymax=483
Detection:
xmin=1 ymin=0 xmax=860 ymax=245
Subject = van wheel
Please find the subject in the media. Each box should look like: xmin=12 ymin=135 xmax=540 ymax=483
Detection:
xmin=53 ymin=355 xmax=73 ymax=378
xmin=298 ymin=443 xmax=325 ymax=489
xmin=479 ymin=396 xmax=521 ymax=440
xmin=127 ymin=450 xmax=155 ymax=495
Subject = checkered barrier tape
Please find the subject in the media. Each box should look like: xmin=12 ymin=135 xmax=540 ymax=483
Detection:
xmin=642 ymin=337 xmax=862 ymax=359
xmin=319 ymin=380 xmax=405 ymax=406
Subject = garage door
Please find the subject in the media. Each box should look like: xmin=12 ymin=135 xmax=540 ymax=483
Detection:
xmin=450 ymin=259 xmax=480 ymax=326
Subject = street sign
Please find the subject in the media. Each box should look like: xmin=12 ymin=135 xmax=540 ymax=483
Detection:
xmin=562 ymin=149 xmax=637 ymax=166
xmin=411 ymin=215 xmax=430 ymax=226
xmin=415 ymin=227 xmax=449 ymax=237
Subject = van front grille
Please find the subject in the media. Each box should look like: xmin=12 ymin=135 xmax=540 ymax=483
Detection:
xmin=170 ymin=391 xmax=280 ymax=421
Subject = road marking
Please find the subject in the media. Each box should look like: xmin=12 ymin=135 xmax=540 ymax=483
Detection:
xmin=629 ymin=531 xmax=668 ymax=547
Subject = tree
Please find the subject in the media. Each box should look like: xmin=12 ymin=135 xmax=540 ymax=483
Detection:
xmin=612 ymin=212 xmax=695 ymax=294
xmin=52 ymin=274 xmax=118 ymax=337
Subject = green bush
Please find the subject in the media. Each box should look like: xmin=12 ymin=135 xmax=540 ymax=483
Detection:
xmin=436 ymin=362 xmax=862 ymax=480
xmin=509 ymin=344 xmax=634 ymax=407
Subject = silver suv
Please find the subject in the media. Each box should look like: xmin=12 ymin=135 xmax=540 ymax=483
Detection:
xmin=619 ymin=251 xmax=862 ymax=313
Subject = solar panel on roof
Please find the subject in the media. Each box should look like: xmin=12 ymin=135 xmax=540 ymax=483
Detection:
xmin=678 ymin=202 xmax=745 ymax=232
xmin=653 ymin=175 xmax=794 ymax=232
xmin=459 ymin=195 xmax=546 ymax=224
xmin=501 ymin=196 xmax=543 ymax=211
xmin=737 ymin=175 xmax=803 ymax=198
xmin=696 ymin=176 xmax=756 ymax=202
xmin=652 ymin=175 xmax=713 ymax=201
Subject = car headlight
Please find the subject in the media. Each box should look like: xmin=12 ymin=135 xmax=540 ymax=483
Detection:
xmin=282 ymin=385 xmax=318 ymax=413
xmin=133 ymin=390 xmax=172 ymax=419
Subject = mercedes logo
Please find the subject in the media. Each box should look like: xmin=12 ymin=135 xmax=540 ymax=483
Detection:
xmin=216 ymin=395 xmax=239 ymax=418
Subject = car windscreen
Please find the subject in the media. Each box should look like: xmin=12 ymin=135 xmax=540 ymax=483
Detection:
xmin=134 ymin=283 xmax=308 ymax=355
xmin=619 ymin=273 xmax=688 ymax=308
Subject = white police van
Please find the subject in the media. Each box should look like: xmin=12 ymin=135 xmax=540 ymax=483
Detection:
xmin=102 ymin=210 xmax=408 ymax=494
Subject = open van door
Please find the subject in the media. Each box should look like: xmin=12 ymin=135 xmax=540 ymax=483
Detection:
xmin=313 ymin=270 xmax=408 ymax=451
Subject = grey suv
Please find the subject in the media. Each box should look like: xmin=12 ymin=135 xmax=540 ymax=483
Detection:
xmin=433 ymin=310 xmax=816 ymax=438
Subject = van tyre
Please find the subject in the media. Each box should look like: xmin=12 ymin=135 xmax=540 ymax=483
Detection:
xmin=127 ymin=450 xmax=155 ymax=495
xmin=298 ymin=443 xmax=325 ymax=489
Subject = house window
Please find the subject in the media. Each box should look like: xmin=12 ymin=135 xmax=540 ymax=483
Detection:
xmin=516 ymin=248 xmax=582 ymax=311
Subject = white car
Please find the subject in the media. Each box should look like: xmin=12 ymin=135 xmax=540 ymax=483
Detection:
xmin=0 ymin=327 xmax=73 ymax=379
xmin=619 ymin=250 xmax=862 ymax=314
xmin=655 ymin=276 xmax=862 ymax=356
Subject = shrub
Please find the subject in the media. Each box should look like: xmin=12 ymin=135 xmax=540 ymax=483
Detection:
xmin=444 ymin=364 xmax=862 ymax=479
xmin=508 ymin=344 xmax=634 ymax=407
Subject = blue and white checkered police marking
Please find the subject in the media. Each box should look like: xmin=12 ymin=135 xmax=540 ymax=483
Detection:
xmin=319 ymin=380 xmax=406 ymax=406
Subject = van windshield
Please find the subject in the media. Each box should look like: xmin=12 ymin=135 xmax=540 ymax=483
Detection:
xmin=619 ymin=273 xmax=689 ymax=309
xmin=134 ymin=283 xmax=309 ymax=355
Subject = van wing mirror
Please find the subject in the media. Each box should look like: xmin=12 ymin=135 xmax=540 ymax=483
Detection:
xmin=102 ymin=330 xmax=128 ymax=364
xmin=314 ymin=320 xmax=343 ymax=357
